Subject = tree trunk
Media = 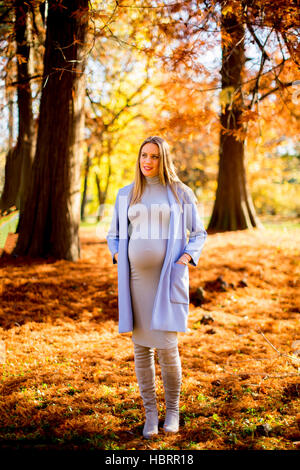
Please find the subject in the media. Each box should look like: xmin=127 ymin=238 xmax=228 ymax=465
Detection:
xmin=0 ymin=1 xmax=34 ymax=215
xmin=7 ymin=91 xmax=14 ymax=150
xmin=13 ymin=0 xmax=89 ymax=260
xmin=207 ymin=7 xmax=262 ymax=233
xmin=95 ymin=151 xmax=112 ymax=222
xmin=80 ymin=146 xmax=92 ymax=221
xmin=14 ymin=0 xmax=35 ymax=231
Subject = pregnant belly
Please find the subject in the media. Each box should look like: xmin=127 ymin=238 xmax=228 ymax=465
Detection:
xmin=128 ymin=238 xmax=167 ymax=270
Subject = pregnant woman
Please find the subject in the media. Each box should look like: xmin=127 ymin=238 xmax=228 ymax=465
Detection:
xmin=106 ymin=136 xmax=207 ymax=439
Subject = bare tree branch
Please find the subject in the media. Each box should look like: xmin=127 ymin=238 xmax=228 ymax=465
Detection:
xmin=258 ymin=329 xmax=300 ymax=363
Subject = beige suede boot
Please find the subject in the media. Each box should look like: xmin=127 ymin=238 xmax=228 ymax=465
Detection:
xmin=134 ymin=343 xmax=159 ymax=439
xmin=157 ymin=346 xmax=182 ymax=434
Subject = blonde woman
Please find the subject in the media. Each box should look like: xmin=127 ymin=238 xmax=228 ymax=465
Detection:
xmin=106 ymin=136 xmax=207 ymax=438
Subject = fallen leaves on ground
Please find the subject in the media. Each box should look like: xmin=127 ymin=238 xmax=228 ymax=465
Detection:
xmin=0 ymin=225 xmax=299 ymax=450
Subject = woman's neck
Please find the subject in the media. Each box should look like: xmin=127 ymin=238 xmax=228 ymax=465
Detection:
xmin=145 ymin=174 xmax=160 ymax=185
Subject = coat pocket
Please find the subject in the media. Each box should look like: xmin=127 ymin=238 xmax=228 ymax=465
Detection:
xmin=170 ymin=262 xmax=189 ymax=304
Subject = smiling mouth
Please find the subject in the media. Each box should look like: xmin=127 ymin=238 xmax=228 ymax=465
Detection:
xmin=144 ymin=167 xmax=153 ymax=170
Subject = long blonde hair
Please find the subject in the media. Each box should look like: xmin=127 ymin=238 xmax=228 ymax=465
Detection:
xmin=129 ymin=136 xmax=191 ymax=210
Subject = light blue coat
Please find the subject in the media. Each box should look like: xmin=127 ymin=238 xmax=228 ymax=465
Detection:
xmin=106 ymin=181 xmax=207 ymax=333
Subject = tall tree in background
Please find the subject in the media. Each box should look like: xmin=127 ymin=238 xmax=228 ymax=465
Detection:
xmin=118 ymin=0 xmax=298 ymax=232
xmin=207 ymin=4 xmax=262 ymax=232
xmin=0 ymin=1 xmax=34 ymax=216
xmin=13 ymin=0 xmax=89 ymax=260
xmin=14 ymin=0 xmax=35 ymax=229
xmin=207 ymin=0 xmax=299 ymax=232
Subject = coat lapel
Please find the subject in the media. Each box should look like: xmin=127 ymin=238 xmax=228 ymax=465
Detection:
xmin=119 ymin=184 xmax=133 ymax=241
xmin=163 ymin=184 xmax=182 ymax=271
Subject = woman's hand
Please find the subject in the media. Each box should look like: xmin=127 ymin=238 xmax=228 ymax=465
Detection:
xmin=176 ymin=253 xmax=192 ymax=265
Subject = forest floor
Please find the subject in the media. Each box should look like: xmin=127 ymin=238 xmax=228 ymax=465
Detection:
xmin=0 ymin=223 xmax=299 ymax=451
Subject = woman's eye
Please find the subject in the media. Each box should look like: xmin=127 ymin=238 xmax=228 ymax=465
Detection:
xmin=142 ymin=155 xmax=159 ymax=159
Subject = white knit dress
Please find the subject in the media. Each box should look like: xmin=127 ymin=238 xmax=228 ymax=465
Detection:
xmin=128 ymin=174 xmax=178 ymax=349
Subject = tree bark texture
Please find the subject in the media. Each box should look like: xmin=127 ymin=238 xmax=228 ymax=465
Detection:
xmin=0 ymin=1 xmax=34 ymax=215
xmin=207 ymin=8 xmax=262 ymax=233
xmin=15 ymin=0 xmax=35 ymax=229
xmin=13 ymin=0 xmax=89 ymax=260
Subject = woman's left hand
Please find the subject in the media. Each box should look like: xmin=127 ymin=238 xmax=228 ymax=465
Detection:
xmin=176 ymin=253 xmax=192 ymax=265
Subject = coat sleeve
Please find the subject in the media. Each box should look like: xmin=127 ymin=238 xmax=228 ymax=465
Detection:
xmin=106 ymin=190 xmax=120 ymax=264
xmin=182 ymin=188 xmax=207 ymax=267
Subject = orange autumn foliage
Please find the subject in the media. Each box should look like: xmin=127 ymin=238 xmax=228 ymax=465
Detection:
xmin=0 ymin=225 xmax=299 ymax=450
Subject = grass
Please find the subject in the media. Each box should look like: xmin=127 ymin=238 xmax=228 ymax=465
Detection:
xmin=0 ymin=212 xmax=19 ymax=249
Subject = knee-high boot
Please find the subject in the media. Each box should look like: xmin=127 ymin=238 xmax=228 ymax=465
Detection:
xmin=133 ymin=343 xmax=158 ymax=439
xmin=157 ymin=346 xmax=182 ymax=433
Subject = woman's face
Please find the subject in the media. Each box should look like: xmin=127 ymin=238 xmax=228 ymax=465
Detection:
xmin=140 ymin=142 xmax=160 ymax=178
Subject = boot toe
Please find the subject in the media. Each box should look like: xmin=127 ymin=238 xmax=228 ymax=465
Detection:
xmin=163 ymin=412 xmax=179 ymax=433
xmin=143 ymin=428 xmax=158 ymax=439
xmin=143 ymin=413 xmax=159 ymax=439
